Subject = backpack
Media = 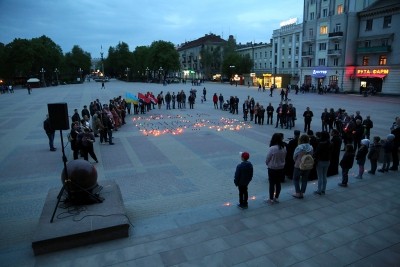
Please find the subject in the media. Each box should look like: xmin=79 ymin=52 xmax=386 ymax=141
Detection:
xmin=299 ymin=153 xmax=314 ymax=170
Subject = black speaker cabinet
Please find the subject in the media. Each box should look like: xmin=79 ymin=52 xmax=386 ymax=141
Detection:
xmin=47 ymin=103 xmax=70 ymax=130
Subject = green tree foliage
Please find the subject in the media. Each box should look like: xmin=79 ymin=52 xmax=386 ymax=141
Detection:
xmin=132 ymin=46 xmax=150 ymax=81
xmin=200 ymin=46 xmax=222 ymax=80
xmin=104 ymin=42 xmax=134 ymax=79
xmin=63 ymin=45 xmax=91 ymax=82
xmin=148 ymin=40 xmax=180 ymax=80
xmin=221 ymin=36 xmax=253 ymax=78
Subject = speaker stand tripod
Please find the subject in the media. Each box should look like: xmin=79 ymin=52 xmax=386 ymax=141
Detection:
xmin=50 ymin=130 xmax=103 ymax=223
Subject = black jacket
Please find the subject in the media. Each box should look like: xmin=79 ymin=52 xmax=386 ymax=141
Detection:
xmin=234 ymin=161 xmax=253 ymax=186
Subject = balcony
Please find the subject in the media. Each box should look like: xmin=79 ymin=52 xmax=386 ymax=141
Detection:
xmin=328 ymin=31 xmax=343 ymax=39
xmin=356 ymin=46 xmax=391 ymax=54
xmin=327 ymin=49 xmax=342 ymax=56
xmin=302 ymin=51 xmax=314 ymax=57
xmin=302 ymin=36 xmax=315 ymax=43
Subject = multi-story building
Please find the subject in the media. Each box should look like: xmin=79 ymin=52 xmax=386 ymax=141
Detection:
xmin=354 ymin=0 xmax=400 ymax=94
xmin=301 ymin=0 xmax=381 ymax=92
xmin=272 ymin=20 xmax=303 ymax=88
xmin=236 ymin=42 xmax=272 ymax=86
xmin=176 ymin=33 xmax=226 ymax=81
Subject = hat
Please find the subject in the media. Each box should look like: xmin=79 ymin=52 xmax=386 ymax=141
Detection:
xmin=241 ymin=152 xmax=250 ymax=160
xmin=361 ymin=139 xmax=370 ymax=146
xmin=387 ymin=134 xmax=395 ymax=141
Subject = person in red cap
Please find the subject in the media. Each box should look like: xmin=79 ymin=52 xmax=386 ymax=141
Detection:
xmin=234 ymin=152 xmax=253 ymax=209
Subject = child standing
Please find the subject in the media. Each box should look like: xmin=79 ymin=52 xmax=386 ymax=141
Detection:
xmin=355 ymin=139 xmax=369 ymax=179
xmin=368 ymin=136 xmax=382 ymax=175
xmin=338 ymin=144 xmax=355 ymax=187
xmin=234 ymin=152 xmax=253 ymax=209
xmin=379 ymin=134 xmax=395 ymax=172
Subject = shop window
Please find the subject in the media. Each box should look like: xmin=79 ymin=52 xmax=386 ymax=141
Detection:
xmin=383 ymin=16 xmax=392 ymax=28
xmin=366 ymin=19 xmax=373 ymax=31
xmin=362 ymin=56 xmax=369 ymax=66
xmin=379 ymin=55 xmax=387 ymax=66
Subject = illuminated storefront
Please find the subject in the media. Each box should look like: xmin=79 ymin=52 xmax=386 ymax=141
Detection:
xmin=354 ymin=68 xmax=390 ymax=93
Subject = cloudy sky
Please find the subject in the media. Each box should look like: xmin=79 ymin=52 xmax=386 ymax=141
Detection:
xmin=0 ymin=0 xmax=303 ymax=58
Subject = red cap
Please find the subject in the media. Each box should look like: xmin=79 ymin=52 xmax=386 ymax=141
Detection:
xmin=241 ymin=152 xmax=250 ymax=160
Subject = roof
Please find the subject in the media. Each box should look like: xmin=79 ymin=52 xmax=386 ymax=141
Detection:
xmin=359 ymin=0 xmax=400 ymax=16
xmin=177 ymin=33 xmax=226 ymax=51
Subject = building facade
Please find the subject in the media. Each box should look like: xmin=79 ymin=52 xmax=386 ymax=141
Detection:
xmin=300 ymin=0 xmax=381 ymax=92
xmin=353 ymin=0 xmax=400 ymax=94
xmin=272 ymin=21 xmax=303 ymax=88
xmin=236 ymin=42 xmax=272 ymax=86
xmin=176 ymin=33 xmax=226 ymax=81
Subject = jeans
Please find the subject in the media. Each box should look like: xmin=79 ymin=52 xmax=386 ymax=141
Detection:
xmin=316 ymin=160 xmax=330 ymax=192
xmin=293 ymin=168 xmax=310 ymax=194
xmin=238 ymin=185 xmax=248 ymax=207
xmin=46 ymin=132 xmax=55 ymax=149
xmin=268 ymin=168 xmax=283 ymax=200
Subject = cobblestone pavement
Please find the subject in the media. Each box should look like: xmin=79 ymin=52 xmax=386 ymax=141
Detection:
xmin=0 ymin=80 xmax=399 ymax=266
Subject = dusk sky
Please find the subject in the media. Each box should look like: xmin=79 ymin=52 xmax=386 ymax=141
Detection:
xmin=0 ymin=0 xmax=304 ymax=58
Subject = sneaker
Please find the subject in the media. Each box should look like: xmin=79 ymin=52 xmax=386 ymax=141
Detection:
xmin=338 ymin=183 xmax=347 ymax=187
xmin=237 ymin=204 xmax=245 ymax=210
xmin=264 ymin=199 xmax=274 ymax=205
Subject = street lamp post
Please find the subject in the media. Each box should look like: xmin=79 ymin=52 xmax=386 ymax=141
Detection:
xmin=125 ymin=67 xmax=130 ymax=82
xmin=54 ymin=68 xmax=59 ymax=85
xmin=145 ymin=67 xmax=149 ymax=82
xmin=100 ymin=45 xmax=104 ymax=79
xmin=158 ymin=67 xmax=163 ymax=84
xmin=78 ymin=68 xmax=83 ymax=83
xmin=40 ymin=68 xmax=46 ymax=87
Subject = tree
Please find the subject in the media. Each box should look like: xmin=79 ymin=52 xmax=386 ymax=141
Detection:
xmin=148 ymin=40 xmax=180 ymax=81
xmin=132 ymin=46 xmax=151 ymax=81
xmin=200 ymin=46 xmax=222 ymax=80
xmin=104 ymin=42 xmax=134 ymax=79
xmin=63 ymin=45 xmax=91 ymax=82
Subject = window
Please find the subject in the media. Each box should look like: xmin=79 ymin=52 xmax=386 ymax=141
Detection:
xmin=296 ymin=34 xmax=299 ymax=42
xmin=265 ymin=51 xmax=267 ymax=57
xmin=335 ymin=23 xmax=341 ymax=32
xmin=383 ymin=16 xmax=392 ymax=28
xmin=288 ymin=61 xmax=292 ymax=68
xmin=254 ymin=63 xmax=257 ymax=69
xmin=282 ymin=49 xmax=285 ymax=55
xmin=270 ymin=51 xmax=272 ymax=57
xmin=334 ymin=42 xmax=340 ymax=50
xmin=365 ymin=40 xmax=371 ymax=47
xmin=333 ymin=58 xmax=339 ymax=66
xmin=307 ymin=59 xmax=312 ymax=67
xmin=259 ymin=63 xmax=262 ymax=69
xmin=264 ymin=63 xmax=267 ymax=68
xmin=323 ymin=9 xmax=328 ymax=17
xmin=308 ymin=44 xmax=313 ymax=53
xmin=282 ymin=62 xmax=285 ymax=68
xmin=260 ymin=52 xmax=262 ymax=58
xmin=295 ymin=47 xmax=299 ymax=55
xmin=310 ymin=12 xmax=315 ymax=20
xmin=295 ymin=61 xmax=299 ymax=68
xmin=382 ymin=39 xmax=389 ymax=47
xmin=274 ymin=43 xmax=278 ymax=53
xmin=255 ymin=53 xmax=257 ymax=59
xmin=319 ymin=43 xmax=327 ymax=51
xmin=309 ymin=28 xmax=314 ymax=37
xmin=379 ymin=55 xmax=387 ymax=65
xmin=318 ymin=58 xmax=326 ymax=66
xmin=282 ymin=38 xmax=285 ymax=44
xmin=362 ymin=56 xmax=369 ymax=66
xmin=366 ymin=19 xmax=373 ymax=31
xmin=337 ymin=4 xmax=343 ymax=14
xmin=289 ymin=36 xmax=292 ymax=43
xmin=289 ymin=48 xmax=292 ymax=55
xmin=320 ymin=26 xmax=328 ymax=35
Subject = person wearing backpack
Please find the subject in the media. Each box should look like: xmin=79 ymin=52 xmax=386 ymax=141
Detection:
xmin=292 ymin=134 xmax=314 ymax=199
xmin=314 ymin=131 xmax=331 ymax=195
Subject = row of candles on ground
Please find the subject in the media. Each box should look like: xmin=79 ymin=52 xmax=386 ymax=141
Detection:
xmin=132 ymin=116 xmax=252 ymax=136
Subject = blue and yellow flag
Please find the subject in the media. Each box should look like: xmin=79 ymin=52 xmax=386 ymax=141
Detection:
xmin=125 ymin=92 xmax=139 ymax=104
